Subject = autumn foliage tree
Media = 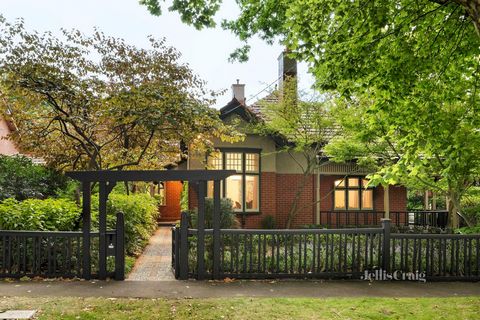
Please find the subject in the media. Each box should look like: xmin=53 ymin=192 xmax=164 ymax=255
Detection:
xmin=0 ymin=16 xmax=236 ymax=171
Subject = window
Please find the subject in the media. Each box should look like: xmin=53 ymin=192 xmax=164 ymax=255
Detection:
xmin=207 ymin=150 xmax=260 ymax=213
xmin=334 ymin=177 xmax=373 ymax=210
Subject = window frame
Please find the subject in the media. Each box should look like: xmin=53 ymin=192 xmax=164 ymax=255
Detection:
xmin=333 ymin=176 xmax=374 ymax=211
xmin=207 ymin=148 xmax=261 ymax=214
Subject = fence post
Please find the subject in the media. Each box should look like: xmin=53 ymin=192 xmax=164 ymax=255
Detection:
xmin=82 ymin=182 xmax=91 ymax=280
xmin=212 ymin=180 xmax=221 ymax=280
xmin=381 ymin=218 xmax=391 ymax=273
xmin=115 ymin=211 xmax=125 ymax=280
xmin=179 ymin=211 xmax=189 ymax=280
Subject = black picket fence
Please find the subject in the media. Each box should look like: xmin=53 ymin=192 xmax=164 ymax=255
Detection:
xmin=0 ymin=213 xmax=125 ymax=279
xmin=172 ymin=213 xmax=480 ymax=281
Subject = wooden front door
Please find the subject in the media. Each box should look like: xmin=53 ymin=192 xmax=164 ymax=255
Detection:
xmin=158 ymin=181 xmax=182 ymax=222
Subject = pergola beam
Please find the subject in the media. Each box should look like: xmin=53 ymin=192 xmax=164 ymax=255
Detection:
xmin=66 ymin=170 xmax=236 ymax=182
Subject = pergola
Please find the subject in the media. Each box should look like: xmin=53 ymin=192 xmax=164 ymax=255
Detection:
xmin=66 ymin=169 xmax=235 ymax=280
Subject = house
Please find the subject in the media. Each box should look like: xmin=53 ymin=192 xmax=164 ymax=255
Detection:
xmin=0 ymin=117 xmax=20 ymax=155
xmin=161 ymin=52 xmax=407 ymax=228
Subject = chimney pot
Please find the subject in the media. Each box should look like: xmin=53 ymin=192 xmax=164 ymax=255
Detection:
xmin=278 ymin=50 xmax=297 ymax=88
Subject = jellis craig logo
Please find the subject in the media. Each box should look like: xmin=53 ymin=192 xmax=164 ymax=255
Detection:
xmin=361 ymin=269 xmax=427 ymax=282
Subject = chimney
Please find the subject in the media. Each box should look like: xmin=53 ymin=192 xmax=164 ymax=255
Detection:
xmin=278 ymin=50 xmax=297 ymax=89
xmin=231 ymin=79 xmax=246 ymax=105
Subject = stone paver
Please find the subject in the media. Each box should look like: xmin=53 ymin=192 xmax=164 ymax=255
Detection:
xmin=127 ymin=227 xmax=174 ymax=281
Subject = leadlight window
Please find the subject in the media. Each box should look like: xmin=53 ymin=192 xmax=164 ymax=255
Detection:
xmin=207 ymin=150 xmax=260 ymax=213
xmin=334 ymin=177 xmax=373 ymax=210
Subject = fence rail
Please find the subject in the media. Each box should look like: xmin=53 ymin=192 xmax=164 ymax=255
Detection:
xmin=172 ymin=212 xmax=480 ymax=281
xmin=318 ymin=210 xmax=449 ymax=228
xmin=0 ymin=212 xmax=125 ymax=280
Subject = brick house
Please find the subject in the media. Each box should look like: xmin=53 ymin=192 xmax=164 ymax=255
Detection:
xmin=161 ymin=52 xmax=407 ymax=228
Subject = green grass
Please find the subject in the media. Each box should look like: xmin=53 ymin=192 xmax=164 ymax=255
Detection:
xmin=1 ymin=296 xmax=479 ymax=319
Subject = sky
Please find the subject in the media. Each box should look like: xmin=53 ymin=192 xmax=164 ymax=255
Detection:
xmin=1 ymin=0 xmax=314 ymax=108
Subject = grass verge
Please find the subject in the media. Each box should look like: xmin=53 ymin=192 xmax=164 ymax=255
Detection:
xmin=1 ymin=296 xmax=479 ymax=319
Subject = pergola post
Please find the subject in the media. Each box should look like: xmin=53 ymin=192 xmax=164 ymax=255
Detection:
xmin=98 ymin=181 xmax=108 ymax=280
xmin=196 ymin=181 xmax=206 ymax=280
xmin=383 ymin=184 xmax=390 ymax=220
xmin=212 ymin=179 xmax=221 ymax=279
xmin=82 ymin=182 xmax=91 ymax=280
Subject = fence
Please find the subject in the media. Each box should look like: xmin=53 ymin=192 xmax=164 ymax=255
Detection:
xmin=318 ymin=210 xmax=449 ymax=228
xmin=173 ymin=212 xmax=480 ymax=281
xmin=0 ymin=212 xmax=124 ymax=279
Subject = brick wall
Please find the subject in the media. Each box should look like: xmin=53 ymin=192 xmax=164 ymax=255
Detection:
xmin=188 ymin=173 xmax=407 ymax=228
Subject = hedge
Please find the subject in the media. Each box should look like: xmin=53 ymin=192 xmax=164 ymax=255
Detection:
xmin=0 ymin=198 xmax=81 ymax=231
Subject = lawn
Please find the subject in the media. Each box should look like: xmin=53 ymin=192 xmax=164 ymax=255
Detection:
xmin=1 ymin=296 xmax=479 ymax=319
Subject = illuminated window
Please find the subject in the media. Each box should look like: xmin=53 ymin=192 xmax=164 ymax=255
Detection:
xmin=334 ymin=178 xmax=373 ymax=210
xmin=207 ymin=150 xmax=260 ymax=213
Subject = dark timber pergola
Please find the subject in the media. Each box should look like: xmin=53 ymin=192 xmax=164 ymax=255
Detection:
xmin=66 ymin=170 xmax=235 ymax=280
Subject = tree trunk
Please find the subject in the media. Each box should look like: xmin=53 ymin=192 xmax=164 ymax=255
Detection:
xmin=285 ymin=172 xmax=310 ymax=229
xmin=446 ymin=190 xmax=461 ymax=229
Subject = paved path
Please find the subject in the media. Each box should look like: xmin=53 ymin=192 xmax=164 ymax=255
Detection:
xmin=127 ymin=227 xmax=175 ymax=281
xmin=1 ymin=280 xmax=479 ymax=299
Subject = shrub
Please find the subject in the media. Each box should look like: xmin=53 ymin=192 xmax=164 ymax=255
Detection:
xmin=0 ymin=198 xmax=81 ymax=230
xmin=189 ymin=198 xmax=239 ymax=229
xmin=91 ymin=193 xmax=159 ymax=256
xmin=0 ymin=155 xmax=68 ymax=201
xmin=461 ymin=187 xmax=480 ymax=226
xmin=261 ymin=215 xmax=276 ymax=229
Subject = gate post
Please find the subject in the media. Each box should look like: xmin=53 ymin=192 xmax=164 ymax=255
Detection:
xmin=179 ymin=211 xmax=189 ymax=280
xmin=115 ymin=211 xmax=125 ymax=280
xmin=381 ymin=219 xmax=391 ymax=272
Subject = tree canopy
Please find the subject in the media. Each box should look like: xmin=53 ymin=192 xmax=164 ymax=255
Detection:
xmin=141 ymin=0 xmax=480 ymax=227
xmin=0 ymin=16 xmax=238 ymax=171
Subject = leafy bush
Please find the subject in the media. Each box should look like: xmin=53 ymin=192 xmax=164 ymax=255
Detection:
xmin=461 ymin=187 xmax=480 ymax=226
xmin=189 ymin=198 xmax=239 ymax=229
xmin=91 ymin=193 xmax=159 ymax=256
xmin=261 ymin=215 xmax=276 ymax=229
xmin=0 ymin=155 xmax=68 ymax=201
xmin=0 ymin=198 xmax=81 ymax=230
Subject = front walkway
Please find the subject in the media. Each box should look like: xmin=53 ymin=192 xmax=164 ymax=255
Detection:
xmin=127 ymin=227 xmax=175 ymax=281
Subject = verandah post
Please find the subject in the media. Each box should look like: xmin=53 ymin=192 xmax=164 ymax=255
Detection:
xmin=197 ymin=180 xmax=207 ymax=280
xmin=381 ymin=218 xmax=391 ymax=272
xmin=212 ymin=179 xmax=221 ymax=279
xmin=114 ymin=211 xmax=125 ymax=280
xmin=179 ymin=211 xmax=189 ymax=280
xmin=82 ymin=182 xmax=92 ymax=280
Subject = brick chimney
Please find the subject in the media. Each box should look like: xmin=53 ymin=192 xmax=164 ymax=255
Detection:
xmin=232 ymin=79 xmax=245 ymax=105
xmin=278 ymin=50 xmax=297 ymax=89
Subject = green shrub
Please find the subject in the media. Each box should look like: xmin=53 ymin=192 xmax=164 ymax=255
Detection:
xmin=0 ymin=155 xmax=68 ymax=201
xmin=189 ymin=198 xmax=239 ymax=229
xmin=0 ymin=198 xmax=81 ymax=230
xmin=461 ymin=187 xmax=480 ymax=226
xmin=91 ymin=193 xmax=159 ymax=256
xmin=261 ymin=215 xmax=276 ymax=229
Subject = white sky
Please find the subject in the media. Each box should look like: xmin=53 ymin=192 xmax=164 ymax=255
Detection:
xmin=1 ymin=0 xmax=315 ymax=108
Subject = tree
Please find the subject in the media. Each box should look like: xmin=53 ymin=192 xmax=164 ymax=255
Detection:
xmin=0 ymin=16 xmax=238 ymax=171
xmin=141 ymin=1 xmax=480 ymax=228
xmin=256 ymin=78 xmax=332 ymax=228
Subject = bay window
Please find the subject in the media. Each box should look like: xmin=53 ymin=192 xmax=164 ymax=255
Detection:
xmin=334 ymin=177 xmax=373 ymax=210
xmin=207 ymin=150 xmax=260 ymax=213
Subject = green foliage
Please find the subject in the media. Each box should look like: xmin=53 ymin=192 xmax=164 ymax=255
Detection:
xmin=91 ymin=193 xmax=160 ymax=256
xmin=189 ymin=198 xmax=238 ymax=229
xmin=260 ymin=214 xmax=276 ymax=229
xmin=0 ymin=155 xmax=68 ymax=201
xmin=180 ymin=181 xmax=189 ymax=211
xmin=460 ymin=187 xmax=480 ymax=226
xmin=0 ymin=198 xmax=80 ymax=231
